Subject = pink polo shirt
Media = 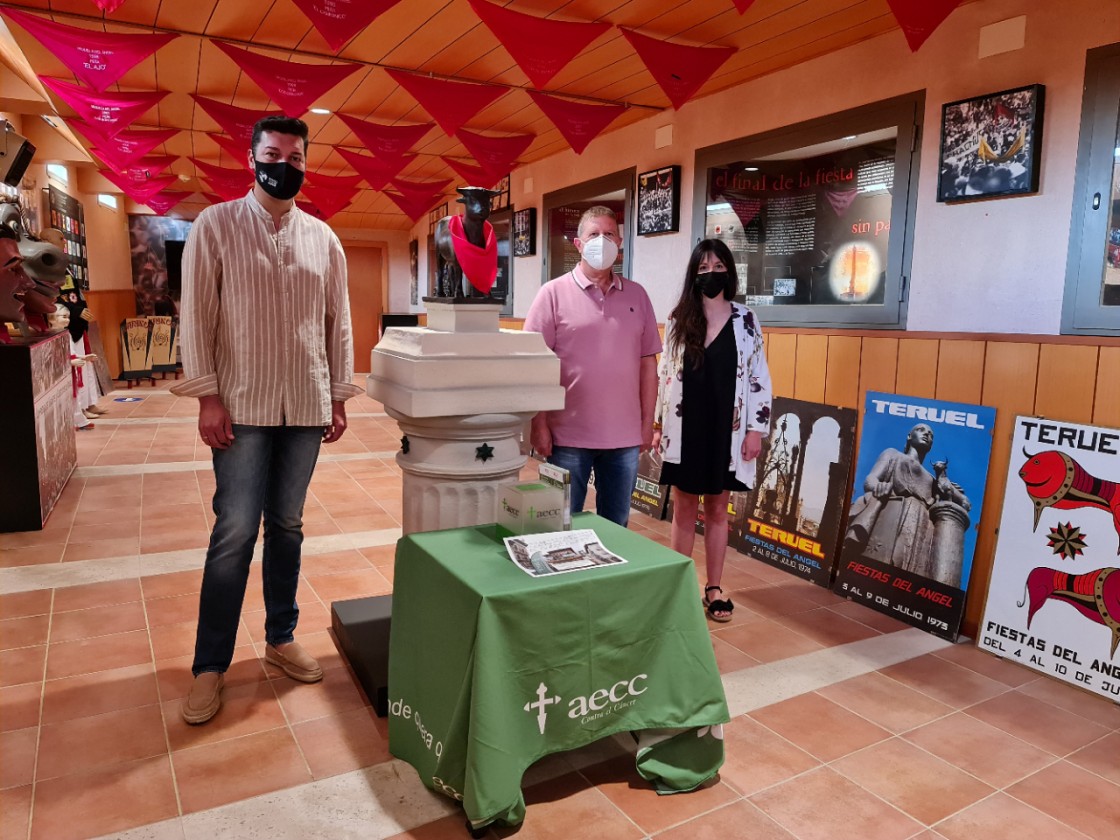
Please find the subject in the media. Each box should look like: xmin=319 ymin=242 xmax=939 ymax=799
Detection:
xmin=524 ymin=266 xmax=662 ymax=449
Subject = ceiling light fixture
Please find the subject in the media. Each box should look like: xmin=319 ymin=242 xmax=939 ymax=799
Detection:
xmin=309 ymin=108 xmax=331 ymax=115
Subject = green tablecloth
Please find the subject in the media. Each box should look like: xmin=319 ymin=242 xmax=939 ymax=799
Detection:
xmin=387 ymin=513 xmax=729 ymax=828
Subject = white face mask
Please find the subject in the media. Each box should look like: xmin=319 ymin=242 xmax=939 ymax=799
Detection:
xmin=580 ymin=235 xmax=619 ymax=271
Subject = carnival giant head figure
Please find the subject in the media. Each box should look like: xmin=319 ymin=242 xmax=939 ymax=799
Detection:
xmin=0 ymin=226 xmax=35 ymax=326
xmin=0 ymin=203 xmax=68 ymax=330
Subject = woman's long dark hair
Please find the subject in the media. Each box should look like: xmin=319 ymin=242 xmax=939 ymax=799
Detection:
xmin=668 ymin=238 xmax=739 ymax=369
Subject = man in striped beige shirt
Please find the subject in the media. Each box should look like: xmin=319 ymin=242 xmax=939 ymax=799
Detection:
xmin=171 ymin=116 xmax=362 ymax=725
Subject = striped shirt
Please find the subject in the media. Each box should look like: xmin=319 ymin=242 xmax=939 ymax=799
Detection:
xmin=170 ymin=191 xmax=362 ymax=425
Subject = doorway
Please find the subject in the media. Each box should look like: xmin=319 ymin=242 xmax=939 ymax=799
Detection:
xmin=344 ymin=244 xmax=384 ymax=374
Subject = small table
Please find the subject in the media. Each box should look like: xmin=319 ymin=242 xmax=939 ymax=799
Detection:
xmin=388 ymin=514 xmax=729 ymax=829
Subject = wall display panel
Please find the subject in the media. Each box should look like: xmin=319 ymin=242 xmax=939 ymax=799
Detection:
xmin=47 ymin=186 xmax=89 ymax=291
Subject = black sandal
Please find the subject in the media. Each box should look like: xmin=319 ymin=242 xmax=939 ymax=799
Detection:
xmin=703 ymin=585 xmax=734 ymax=623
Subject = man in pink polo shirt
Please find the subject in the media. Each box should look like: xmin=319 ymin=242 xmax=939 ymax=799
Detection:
xmin=524 ymin=205 xmax=662 ymax=526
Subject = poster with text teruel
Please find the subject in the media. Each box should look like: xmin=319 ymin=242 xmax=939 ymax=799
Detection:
xmin=978 ymin=417 xmax=1120 ymax=701
xmin=832 ymin=392 xmax=996 ymax=641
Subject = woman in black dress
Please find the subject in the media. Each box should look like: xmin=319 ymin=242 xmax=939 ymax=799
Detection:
xmin=652 ymin=239 xmax=773 ymax=621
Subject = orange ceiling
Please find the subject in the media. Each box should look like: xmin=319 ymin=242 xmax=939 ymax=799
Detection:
xmin=0 ymin=0 xmax=915 ymax=230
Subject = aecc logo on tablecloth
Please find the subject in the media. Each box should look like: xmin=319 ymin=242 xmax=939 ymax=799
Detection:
xmin=523 ymin=674 xmax=649 ymax=734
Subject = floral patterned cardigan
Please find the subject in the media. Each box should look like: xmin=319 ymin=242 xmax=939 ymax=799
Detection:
xmin=654 ymin=302 xmax=774 ymax=489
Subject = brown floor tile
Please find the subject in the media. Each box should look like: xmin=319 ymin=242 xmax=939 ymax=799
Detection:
xmin=487 ymin=769 xmax=642 ymax=840
xmin=271 ymin=664 xmax=368 ymax=723
xmin=330 ymin=512 xmax=400 ymax=533
xmin=1008 ymin=761 xmax=1120 ymax=840
xmin=52 ymin=577 xmax=143 ymax=613
xmin=655 ymin=800 xmax=797 ymax=840
xmin=304 ymin=568 xmax=393 ymax=602
xmin=935 ymin=791 xmax=1085 ymax=840
xmin=36 ymin=702 xmax=166 ymax=781
xmin=384 ymin=814 xmax=497 ymax=840
xmin=41 ymin=662 xmax=160 ymax=724
xmin=359 ymin=544 xmax=396 ymax=567
xmin=149 ymin=619 xmax=201 ymax=662
xmin=0 ymin=682 xmax=42 ymax=732
xmin=67 ymin=520 xmax=141 ymax=543
xmin=827 ymin=599 xmax=911 ymax=633
xmin=300 ymin=549 xmax=375 ymax=576
xmin=750 ymin=693 xmax=891 ymax=762
xmin=31 ymin=755 xmax=178 ymax=840
xmin=1067 ymin=732 xmax=1120 ymax=785
xmin=879 ymin=653 xmax=1010 ymax=708
xmin=0 ymin=614 xmax=50 ymax=650
xmin=0 ymin=544 xmax=66 ymax=567
xmin=719 ymin=715 xmax=820 ymax=796
xmin=293 ymin=706 xmax=391 ymax=779
xmin=1015 ymin=677 xmax=1120 ymax=729
xmin=0 ymin=785 xmax=31 ymax=840
xmin=45 ymin=629 xmax=152 ymax=680
xmin=141 ymin=568 xmax=204 ymax=601
xmin=965 ymin=691 xmax=1111 ymax=756
xmin=0 ymin=726 xmax=37 ymax=789
xmin=750 ymin=766 xmax=923 ymax=840
xmin=163 ymin=678 xmax=287 ymax=751
xmin=773 ymin=607 xmax=882 ymax=647
xmin=579 ymin=754 xmax=738 ymax=834
xmin=49 ymin=599 xmax=147 ymax=643
xmin=172 ymin=727 xmax=311 ymax=813
xmin=0 ymin=645 xmax=46 ymax=687
xmin=154 ymin=649 xmax=267 ymax=701
xmin=710 ymin=636 xmax=760 ymax=674
xmin=61 ymin=537 xmax=140 ymax=563
xmin=0 ymin=589 xmax=53 ymax=619
xmin=713 ymin=619 xmax=825 ymax=663
xmin=932 ymin=643 xmax=1039 ymax=687
xmin=145 ymin=591 xmax=202 ymax=628
xmin=833 ymin=738 xmax=994 ymax=824
xmin=817 ymin=671 xmax=955 ymax=734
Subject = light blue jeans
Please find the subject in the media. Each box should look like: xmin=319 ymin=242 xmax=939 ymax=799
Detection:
xmin=548 ymin=446 xmax=640 ymax=527
xmin=192 ymin=425 xmax=322 ymax=676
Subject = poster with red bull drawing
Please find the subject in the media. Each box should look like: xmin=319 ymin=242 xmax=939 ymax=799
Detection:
xmin=978 ymin=417 xmax=1120 ymax=701
xmin=832 ymin=392 xmax=997 ymax=641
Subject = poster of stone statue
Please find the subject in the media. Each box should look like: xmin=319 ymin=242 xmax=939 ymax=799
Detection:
xmin=978 ymin=417 xmax=1120 ymax=701
xmin=832 ymin=392 xmax=996 ymax=641
xmin=732 ymin=398 xmax=858 ymax=587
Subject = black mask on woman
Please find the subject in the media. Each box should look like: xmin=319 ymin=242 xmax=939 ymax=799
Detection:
xmin=696 ymin=270 xmax=728 ymax=299
xmin=253 ymin=160 xmax=304 ymax=201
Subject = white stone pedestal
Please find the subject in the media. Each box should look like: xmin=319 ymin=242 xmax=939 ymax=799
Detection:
xmin=367 ymin=301 xmax=564 ymax=535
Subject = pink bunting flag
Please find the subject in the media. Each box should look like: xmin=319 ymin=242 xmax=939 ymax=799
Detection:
xmin=190 ymin=158 xmax=254 ymax=190
xmin=336 ymin=114 xmax=433 ymax=161
xmin=143 ymin=190 xmax=192 ymax=215
xmin=73 ymin=123 xmax=178 ymax=170
xmin=305 ymin=170 xmax=363 ymax=189
xmin=92 ymin=0 xmax=127 ymax=12
xmin=886 ymin=0 xmax=962 ymax=51
xmin=212 ymin=41 xmax=361 ymax=118
xmin=390 ymin=177 xmax=452 ymax=203
xmin=455 ymin=128 xmax=534 ymax=179
xmin=383 ymin=189 xmax=443 ymax=222
xmin=204 ymin=180 xmax=250 ymax=202
xmin=192 ymin=95 xmax=282 ymax=142
xmin=299 ymin=184 xmax=358 ymax=219
xmin=441 ymin=157 xmax=501 ymax=190
xmin=386 ymin=70 xmax=505 ymax=136
xmin=526 ymin=90 xmax=625 ymax=154
xmin=289 ymin=0 xmax=404 ymax=52
xmin=3 ymin=9 xmax=177 ymax=93
xmin=467 ymin=0 xmax=611 ymax=89
xmin=40 ymin=77 xmax=166 ymax=137
xmin=101 ymin=153 xmax=178 ymax=182
xmin=824 ymin=188 xmax=859 ymax=217
xmin=208 ymin=133 xmax=251 ymax=166
xmin=334 ymin=147 xmax=413 ymax=191
xmin=732 ymin=0 xmax=756 ymax=13
xmin=100 ymin=169 xmax=178 ymax=201
xmin=619 ymin=28 xmax=735 ymax=111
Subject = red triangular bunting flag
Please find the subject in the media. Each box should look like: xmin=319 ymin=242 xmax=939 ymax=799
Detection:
xmin=336 ymin=114 xmax=433 ymax=161
xmin=526 ymin=91 xmax=625 ymax=154
xmin=92 ymin=0 xmax=127 ymax=11
xmin=204 ymin=180 xmax=250 ymax=202
xmin=732 ymin=0 xmax=756 ymax=13
xmin=3 ymin=9 xmax=177 ymax=93
xmin=334 ymin=147 xmax=413 ymax=191
xmin=97 ymin=153 xmax=177 ymax=181
xmin=201 ymin=192 xmax=224 ymax=205
xmin=825 ymin=188 xmax=859 ymax=217
xmin=441 ymin=157 xmax=502 ymax=189
xmin=467 ymin=0 xmax=610 ymax=89
xmin=296 ymin=200 xmax=326 ymax=220
xmin=212 ymin=42 xmax=361 ymax=118
xmin=886 ymin=0 xmax=962 ymax=52
xmin=299 ymin=184 xmax=358 ymax=219
xmin=619 ymin=28 xmax=735 ymax=111
xmin=290 ymin=0 xmax=404 ymax=52
xmin=190 ymin=158 xmax=254 ymax=190
xmin=386 ymin=70 xmax=505 ymax=136
xmin=192 ymin=95 xmax=281 ymax=142
xmin=383 ymin=190 xmax=442 ymax=222
xmin=305 ymin=170 xmax=363 ymax=189
xmin=455 ymin=128 xmax=534 ymax=179
xmin=100 ymin=170 xmax=178 ymax=201
xmin=40 ymin=77 xmax=166 ymax=137
xmin=208 ymin=133 xmax=251 ymax=166
xmin=391 ymin=177 xmax=451 ymax=203
xmin=143 ymin=190 xmax=192 ymax=215
xmin=722 ymin=196 xmax=761 ymax=229
xmin=73 ymin=124 xmax=177 ymax=170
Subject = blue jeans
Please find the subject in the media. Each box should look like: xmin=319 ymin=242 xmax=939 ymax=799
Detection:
xmin=548 ymin=446 xmax=640 ymax=527
xmin=193 ymin=425 xmax=322 ymax=676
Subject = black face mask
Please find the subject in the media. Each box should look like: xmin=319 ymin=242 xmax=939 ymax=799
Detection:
xmin=696 ymin=270 xmax=728 ymax=299
xmin=253 ymin=160 xmax=304 ymax=201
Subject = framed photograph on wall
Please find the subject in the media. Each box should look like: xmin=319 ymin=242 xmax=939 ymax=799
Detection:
xmin=427 ymin=202 xmax=448 ymax=233
xmin=513 ymin=207 xmax=536 ymax=257
xmin=936 ymin=84 xmax=1045 ymax=202
xmin=636 ymin=165 xmax=681 ymax=235
xmin=409 ymin=239 xmax=419 ymax=305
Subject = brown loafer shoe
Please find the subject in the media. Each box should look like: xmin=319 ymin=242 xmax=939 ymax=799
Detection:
xmin=265 ymin=642 xmax=323 ymax=683
xmin=181 ymin=672 xmax=224 ymax=725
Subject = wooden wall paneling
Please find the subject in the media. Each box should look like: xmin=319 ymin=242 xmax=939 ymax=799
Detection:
xmin=856 ymin=337 xmax=898 ymax=400
xmin=1033 ymin=344 xmax=1099 ymax=424
xmin=934 ymin=340 xmax=986 ymax=405
xmin=960 ymin=341 xmax=1041 ymax=639
xmin=1092 ymin=346 xmax=1120 ymax=428
xmin=894 ymin=338 xmax=939 ymax=398
xmin=792 ymin=333 xmax=828 ymax=403
xmin=823 ymin=335 xmax=861 ymax=408
xmin=767 ymin=332 xmax=798 ymax=398
xmin=84 ymin=290 xmax=137 ymax=380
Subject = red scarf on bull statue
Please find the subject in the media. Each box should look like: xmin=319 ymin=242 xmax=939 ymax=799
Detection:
xmin=448 ymin=215 xmax=498 ymax=295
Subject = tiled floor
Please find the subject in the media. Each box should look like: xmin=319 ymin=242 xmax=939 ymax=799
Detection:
xmin=1 ymin=380 xmax=1117 ymax=840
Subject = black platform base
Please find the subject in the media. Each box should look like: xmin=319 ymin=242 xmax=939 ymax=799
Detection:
xmin=331 ymin=595 xmax=392 ymax=717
